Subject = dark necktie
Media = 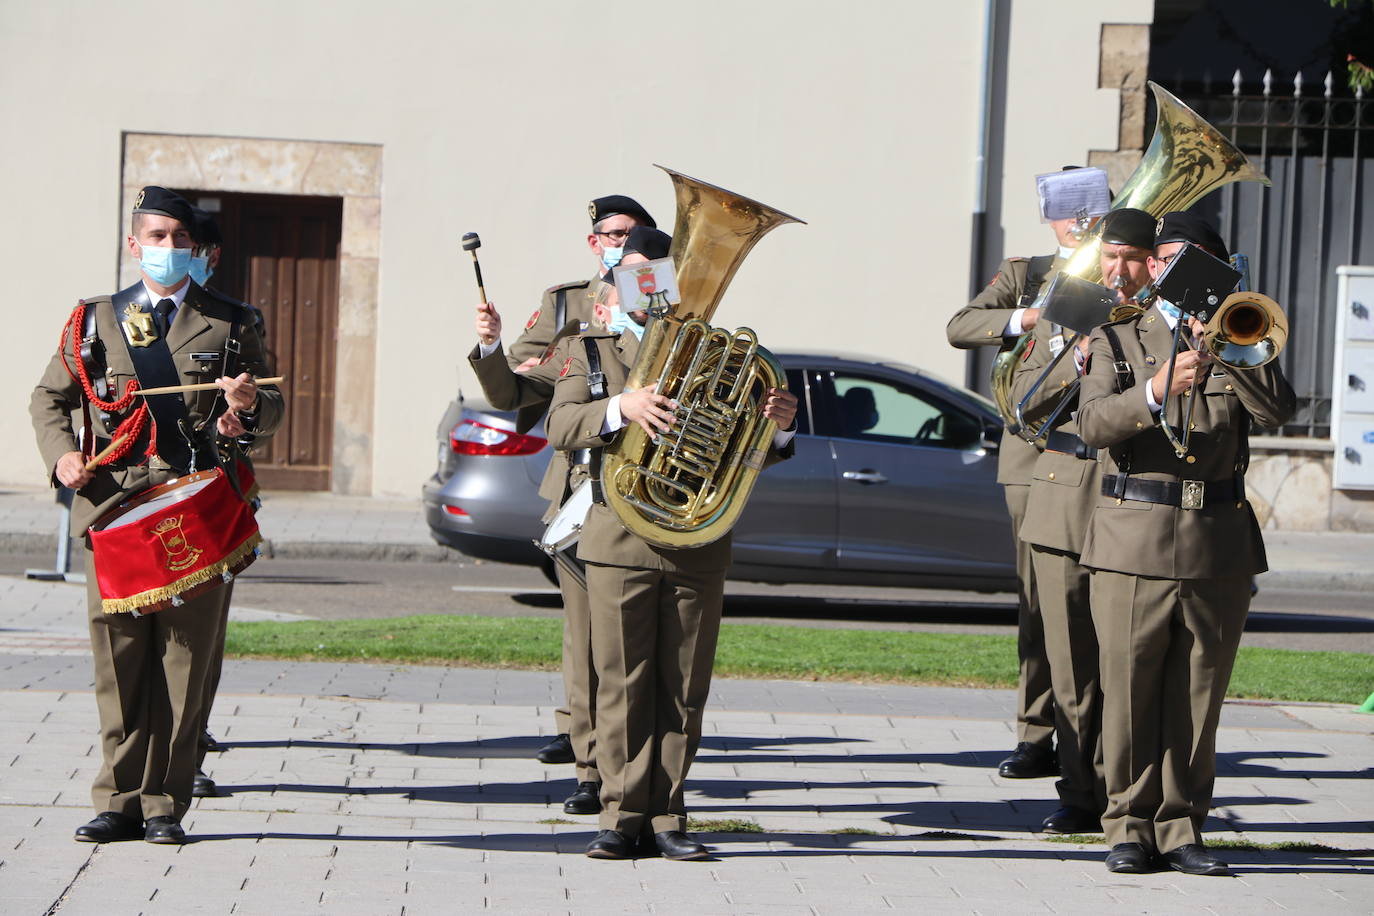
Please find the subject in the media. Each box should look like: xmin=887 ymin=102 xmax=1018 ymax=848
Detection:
xmin=154 ymin=298 xmax=176 ymax=336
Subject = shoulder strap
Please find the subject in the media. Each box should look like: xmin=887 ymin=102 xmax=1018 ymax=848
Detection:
xmin=1100 ymin=323 xmax=1135 ymax=490
xmin=1101 ymin=324 xmax=1134 ymax=393
xmin=583 ymin=336 xmax=607 ymax=401
xmin=555 ymin=288 xmax=568 ymax=334
xmin=1019 ymin=255 xmax=1055 ymax=306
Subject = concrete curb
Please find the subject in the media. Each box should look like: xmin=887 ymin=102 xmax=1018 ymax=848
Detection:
xmin=9 ymin=530 xmax=1373 ymax=593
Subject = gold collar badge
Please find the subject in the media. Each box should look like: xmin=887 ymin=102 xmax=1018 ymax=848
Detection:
xmin=121 ymin=302 xmax=159 ymax=347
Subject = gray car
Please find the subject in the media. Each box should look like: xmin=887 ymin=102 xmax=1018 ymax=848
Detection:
xmin=421 ymin=352 xmax=1016 ymax=592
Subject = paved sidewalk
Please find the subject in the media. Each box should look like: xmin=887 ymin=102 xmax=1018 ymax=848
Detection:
xmin=0 ymin=575 xmax=1372 ymax=914
xmin=5 ymin=484 xmax=1374 ymax=589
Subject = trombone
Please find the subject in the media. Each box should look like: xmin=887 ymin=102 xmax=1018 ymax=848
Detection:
xmin=1157 ymin=253 xmax=1288 ymax=457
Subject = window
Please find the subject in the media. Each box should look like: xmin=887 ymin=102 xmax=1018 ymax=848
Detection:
xmin=821 ymin=373 xmax=983 ymax=449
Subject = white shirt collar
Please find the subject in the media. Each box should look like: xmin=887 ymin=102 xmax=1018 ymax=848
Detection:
xmin=1057 ymin=245 xmax=1075 ymax=260
xmin=1154 ymin=300 xmax=1180 ymax=330
xmin=142 ymin=278 xmax=191 ymax=309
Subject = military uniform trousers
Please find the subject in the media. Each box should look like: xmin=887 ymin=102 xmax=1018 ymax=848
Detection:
xmin=558 ymin=564 xmax=599 ymax=783
xmin=1089 ymin=569 xmax=1250 ymax=853
xmin=84 ymin=548 xmax=225 ymax=821
xmin=586 ymin=560 xmax=725 ymax=837
xmin=1005 ymin=483 xmax=1054 ymax=749
xmin=1029 ymin=545 xmax=1103 ymax=813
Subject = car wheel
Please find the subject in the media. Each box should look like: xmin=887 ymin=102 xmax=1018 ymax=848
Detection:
xmin=539 ymin=555 xmax=560 ymax=587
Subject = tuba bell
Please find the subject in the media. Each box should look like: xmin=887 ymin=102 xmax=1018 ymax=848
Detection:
xmin=990 ymin=81 xmax=1272 ymax=433
xmin=601 ymin=167 xmax=803 ymax=549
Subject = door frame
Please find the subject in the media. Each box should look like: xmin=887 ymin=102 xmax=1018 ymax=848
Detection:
xmin=118 ymin=132 xmax=382 ymax=496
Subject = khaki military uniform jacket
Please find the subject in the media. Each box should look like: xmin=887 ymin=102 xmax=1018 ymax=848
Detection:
xmin=1075 ymin=308 xmax=1296 ymax=579
xmin=547 ymin=328 xmax=801 ymax=573
xmin=947 ymin=253 xmax=1066 ymax=485
xmin=1011 ymin=316 xmax=1098 ymax=555
xmin=507 ymin=273 xmax=601 ymax=366
xmin=31 ymin=283 xmax=284 ymax=534
xmin=470 ymin=341 xmax=581 ymax=514
xmin=545 ymin=330 xmax=736 ymax=572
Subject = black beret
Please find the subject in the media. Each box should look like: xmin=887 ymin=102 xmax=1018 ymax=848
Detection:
xmin=132 ymin=186 xmax=194 ymax=227
xmin=190 ymin=207 xmax=223 ymax=246
xmin=588 ymin=194 xmax=656 ymax=229
xmin=1155 ymin=211 xmax=1229 ymax=259
xmin=1099 ymin=208 xmax=1155 ymax=249
xmin=623 ymin=227 xmax=672 ymax=260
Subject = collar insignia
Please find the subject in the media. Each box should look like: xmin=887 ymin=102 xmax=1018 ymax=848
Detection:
xmin=120 ymin=302 xmax=158 ymax=348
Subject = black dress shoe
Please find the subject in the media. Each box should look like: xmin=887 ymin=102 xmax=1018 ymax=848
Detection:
xmin=74 ymin=812 xmax=143 ymax=843
xmin=192 ymin=769 xmax=219 ymax=798
xmin=585 ymin=829 xmax=634 ymax=859
xmin=997 ymin=742 xmax=1058 ymax=778
xmin=563 ymin=781 xmax=601 ymax=815
xmin=1105 ymin=842 xmax=1153 ymax=874
xmin=201 ymin=729 xmax=225 ymax=753
xmin=1041 ymin=806 xmax=1101 ymax=835
xmin=654 ymin=830 xmax=710 ymax=861
xmin=536 ymin=733 xmax=575 ymax=765
xmin=1161 ymin=843 xmax=1229 ymax=876
xmin=144 ymin=816 xmax=185 ymax=845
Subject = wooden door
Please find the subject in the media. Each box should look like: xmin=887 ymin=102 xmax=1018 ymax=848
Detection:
xmin=179 ymin=191 xmax=343 ymax=490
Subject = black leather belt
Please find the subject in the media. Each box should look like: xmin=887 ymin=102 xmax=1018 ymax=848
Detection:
xmin=1100 ymin=474 xmax=1241 ymax=510
xmin=1044 ymin=430 xmax=1097 ymax=461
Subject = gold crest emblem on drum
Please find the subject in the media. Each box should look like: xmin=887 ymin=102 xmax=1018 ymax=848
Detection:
xmin=152 ymin=516 xmax=203 ymax=571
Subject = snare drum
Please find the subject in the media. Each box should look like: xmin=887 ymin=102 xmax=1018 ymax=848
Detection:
xmin=89 ymin=467 xmax=262 ymax=615
xmin=537 ymin=480 xmax=592 ymax=588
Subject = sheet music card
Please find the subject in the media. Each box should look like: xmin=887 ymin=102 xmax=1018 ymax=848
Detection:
xmin=612 ymin=257 xmax=680 ymax=313
xmin=1036 ymin=167 xmax=1111 ymax=222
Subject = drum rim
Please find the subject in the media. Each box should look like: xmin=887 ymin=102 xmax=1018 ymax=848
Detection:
xmin=90 ymin=468 xmax=224 ymax=532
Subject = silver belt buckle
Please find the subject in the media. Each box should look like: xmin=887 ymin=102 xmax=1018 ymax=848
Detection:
xmin=1180 ymin=480 xmax=1205 ymax=510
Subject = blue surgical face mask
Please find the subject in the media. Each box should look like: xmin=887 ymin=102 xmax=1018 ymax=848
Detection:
xmin=1156 ymin=298 xmax=1183 ymax=322
xmin=189 ymin=255 xmax=213 ymax=286
xmin=600 ymin=246 xmax=624 ymax=271
xmin=139 ymin=244 xmax=193 ymax=286
xmin=608 ymin=305 xmax=645 ymax=340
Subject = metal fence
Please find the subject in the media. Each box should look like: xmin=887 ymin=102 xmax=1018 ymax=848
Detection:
xmin=1163 ymin=70 xmax=1374 ymax=438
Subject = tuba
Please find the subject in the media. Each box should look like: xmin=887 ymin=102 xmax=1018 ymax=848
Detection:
xmin=990 ymin=81 xmax=1272 ymax=433
xmin=601 ymin=167 xmax=803 ymax=549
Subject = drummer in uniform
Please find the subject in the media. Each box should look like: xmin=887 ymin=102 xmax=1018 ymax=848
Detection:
xmin=467 ymin=225 xmax=670 ymax=816
xmin=30 ymin=187 xmax=282 ymax=845
xmin=503 ymin=195 xmax=656 ymax=767
xmin=1011 ymin=207 xmax=1156 ymax=835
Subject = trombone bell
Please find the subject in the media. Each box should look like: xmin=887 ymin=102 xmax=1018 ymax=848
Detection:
xmin=1204 ymin=292 xmax=1287 ymax=369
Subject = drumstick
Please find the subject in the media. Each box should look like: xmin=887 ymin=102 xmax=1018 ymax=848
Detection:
xmin=461 ymin=232 xmax=487 ymax=303
xmin=85 ymin=435 xmax=128 ymax=471
xmin=136 ymin=376 xmax=284 ymax=396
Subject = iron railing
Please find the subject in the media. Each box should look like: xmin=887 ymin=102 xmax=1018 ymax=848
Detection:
xmin=1160 ymin=70 xmax=1373 ymax=438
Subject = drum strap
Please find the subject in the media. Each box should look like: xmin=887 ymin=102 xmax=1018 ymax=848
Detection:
xmin=112 ymin=283 xmax=195 ymax=473
xmin=584 ymin=337 xmax=608 ymax=505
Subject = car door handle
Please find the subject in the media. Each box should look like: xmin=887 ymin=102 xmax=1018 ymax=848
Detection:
xmin=842 ymin=469 xmax=888 ymax=485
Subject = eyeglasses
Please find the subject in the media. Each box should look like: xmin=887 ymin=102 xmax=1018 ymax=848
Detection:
xmin=594 ymin=229 xmax=632 ymax=242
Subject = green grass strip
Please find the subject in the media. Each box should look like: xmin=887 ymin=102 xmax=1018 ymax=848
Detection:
xmin=224 ymin=614 xmax=1370 ymax=704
